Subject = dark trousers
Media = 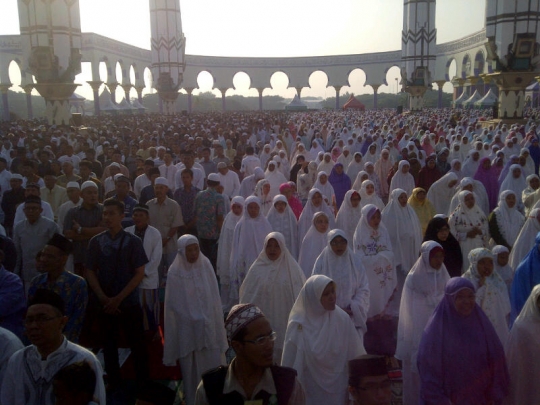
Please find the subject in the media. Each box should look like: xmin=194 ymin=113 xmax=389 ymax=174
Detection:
xmin=199 ymin=237 xmax=218 ymax=272
xmin=99 ymin=305 xmax=149 ymax=384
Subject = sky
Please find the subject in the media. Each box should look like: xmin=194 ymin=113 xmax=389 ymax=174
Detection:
xmin=0 ymin=0 xmax=486 ymax=100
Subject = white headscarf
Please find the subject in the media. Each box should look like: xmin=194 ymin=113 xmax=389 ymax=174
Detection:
xmin=381 ymin=188 xmax=423 ymax=272
xmin=505 ymin=284 xmax=540 ymax=405
xmin=509 ymin=208 xmax=540 ymax=270
xmin=253 ymin=179 xmax=273 ymax=216
xmin=163 ymin=235 xmax=228 ymax=363
xmin=462 ymin=248 xmax=510 ymax=343
xmin=282 ymin=275 xmax=364 ymax=395
xmin=240 ymin=232 xmax=305 ymax=355
xmin=266 ymin=194 xmax=299 ymax=258
xmin=217 ymin=196 xmax=245 ymax=285
xmin=312 ymin=229 xmax=370 ymax=331
xmin=298 ymin=212 xmax=330 ymax=279
xmin=297 ymin=188 xmax=335 ymax=245
xmin=229 ymin=196 xmax=273 ymax=301
xmin=346 ymin=152 xmax=364 ymax=181
xmin=396 ymin=241 xmax=450 ymax=369
xmin=492 ymin=190 xmax=525 ymax=248
xmin=265 ymin=160 xmax=287 ymax=199
xmin=389 ymin=160 xmax=415 ymax=197
xmin=335 ymin=190 xmax=362 ymax=242
xmin=352 ymin=170 xmax=369 ymax=191
xmin=427 ymin=172 xmax=458 ymax=215
xmin=500 ymin=164 xmax=527 ymax=206
xmin=359 ymin=180 xmax=385 ymax=211
xmin=312 ymin=171 xmax=335 ymax=204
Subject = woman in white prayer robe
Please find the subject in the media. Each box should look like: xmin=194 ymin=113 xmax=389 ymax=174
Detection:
xmin=217 ymin=196 xmax=244 ymax=312
xmin=229 ymin=196 xmax=273 ymax=305
xmin=449 ymin=190 xmax=489 ymax=273
xmin=447 ymin=177 xmax=490 ymax=217
xmin=298 ymin=211 xmax=330 ymax=279
xmin=312 ymin=171 xmax=335 ymax=206
xmin=264 ymin=160 xmax=287 ymax=199
xmin=335 ymin=189 xmax=362 ymax=242
xmin=346 ymin=152 xmax=364 ymax=181
xmin=163 ymin=235 xmax=227 ymax=405
xmin=354 ymin=204 xmax=398 ymax=355
xmin=504 ymin=284 xmax=540 ymax=405
xmin=463 ymin=248 xmax=510 ymax=343
xmin=239 ymin=232 xmax=305 ymax=364
xmin=297 ymin=188 xmax=335 ymax=245
xmin=426 ymin=172 xmax=459 ymax=215
xmin=522 ymin=174 xmax=540 ymax=216
xmin=389 ymin=160 xmax=415 ymax=197
xmin=359 ymin=179 xmax=385 ymax=211
xmin=253 ymin=179 xmax=273 ymax=216
xmin=488 ymin=190 xmax=525 ymax=250
xmin=395 ymin=241 xmax=450 ymax=405
xmin=266 ymin=194 xmax=299 ymax=259
xmin=508 ymin=208 xmax=540 ymax=270
xmin=312 ymin=229 xmax=370 ymax=344
xmin=352 ymin=170 xmax=369 ymax=191
xmin=281 ymin=275 xmax=365 ymax=405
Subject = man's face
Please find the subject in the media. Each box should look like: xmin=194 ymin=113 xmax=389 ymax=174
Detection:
xmin=66 ymin=187 xmax=80 ymax=203
xmin=132 ymin=210 xmax=149 ymax=229
xmin=349 ymin=375 xmax=392 ymax=405
xmin=23 ymin=202 xmax=42 ymax=222
xmin=154 ymin=184 xmax=168 ymax=199
xmin=79 ymin=165 xmax=91 ymax=179
xmin=62 ymin=162 xmax=73 ymax=175
xmin=44 ymin=175 xmax=56 ymax=190
xmin=181 ymin=173 xmax=192 ymax=187
xmin=102 ymin=204 xmax=124 ymax=229
xmin=25 ymin=304 xmax=67 ymax=348
xmin=81 ymin=187 xmax=98 ymax=206
xmin=10 ymin=179 xmax=22 ymax=190
xmin=233 ymin=317 xmax=274 ymax=369
xmin=25 ymin=187 xmax=40 ymax=197
xmin=39 ymin=245 xmax=67 ymax=274
xmin=115 ymin=181 xmax=130 ymax=196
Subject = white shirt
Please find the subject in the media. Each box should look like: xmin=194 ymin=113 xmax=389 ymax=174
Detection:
xmin=14 ymin=200 xmax=54 ymax=225
xmin=174 ymin=166 xmax=204 ymax=190
xmin=134 ymin=174 xmax=152 ymax=198
xmin=159 ymin=163 xmax=178 ymax=192
xmin=217 ymin=170 xmax=240 ymax=198
xmin=125 ymin=224 xmax=162 ymax=289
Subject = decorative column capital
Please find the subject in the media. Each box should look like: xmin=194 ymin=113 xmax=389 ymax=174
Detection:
xmin=219 ymin=88 xmax=228 ymax=96
xmin=183 ymin=87 xmax=195 ymax=95
xmin=0 ymin=84 xmax=12 ymax=94
xmin=434 ymin=80 xmax=446 ymax=88
xmin=334 ymin=85 xmax=342 ymax=92
xmin=106 ymin=82 xmax=119 ymax=93
xmin=256 ymin=87 xmax=265 ymax=95
xmin=87 ymin=81 xmax=103 ymax=91
xmin=370 ymin=84 xmax=381 ymax=93
xmin=23 ymin=84 xmax=34 ymax=95
xmin=121 ymin=84 xmax=132 ymax=94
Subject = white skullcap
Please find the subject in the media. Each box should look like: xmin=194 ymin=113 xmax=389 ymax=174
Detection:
xmin=154 ymin=177 xmax=169 ymax=187
xmin=81 ymin=181 xmax=97 ymax=191
xmin=66 ymin=181 xmax=80 ymax=189
xmin=207 ymin=173 xmax=220 ymax=183
xmin=10 ymin=174 xmax=23 ymax=181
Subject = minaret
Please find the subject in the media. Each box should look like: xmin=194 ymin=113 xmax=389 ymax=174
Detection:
xmin=149 ymin=0 xmax=186 ymax=115
xmin=484 ymin=0 xmax=540 ymax=121
xmin=18 ymin=0 xmax=82 ymax=125
xmin=401 ymin=0 xmax=436 ymax=111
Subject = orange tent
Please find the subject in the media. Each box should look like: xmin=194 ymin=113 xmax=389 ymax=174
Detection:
xmin=342 ymin=94 xmax=366 ymax=111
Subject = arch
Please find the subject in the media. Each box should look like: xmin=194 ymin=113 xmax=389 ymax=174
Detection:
xmin=303 ymin=70 xmax=330 ymax=99
xmin=115 ymin=60 xmax=125 ymax=84
xmin=474 ymin=50 xmax=485 ymax=76
xmin=445 ymin=58 xmax=457 ymax=81
xmin=196 ymin=70 xmax=215 ymax=91
xmin=98 ymin=59 xmax=110 ymax=83
xmin=230 ymin=71 xmax=258 ymax=97
xmin=380 ymin=65 xmax=401 ymax=94
xmin=461 ymin=53 xmax=472 ymax=78
xmin=266 ymin=71 xmax=296 ymax=98
xmin=340 ymin=68 xmax=368 ymax=95
xmin=129 ymin=64 xmax=138 ymax=86
xmin=8 ymin=59 xmax=23 ymax=87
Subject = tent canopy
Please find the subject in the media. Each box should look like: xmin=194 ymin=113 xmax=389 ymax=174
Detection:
xmin=285 ymin=95 xmax=308 ymax=111
xmin=474 ymin=89 xmax=498 ymax=108
xmin=342 ymin=94 xmax=365 ymax=111
xmin=461 ymin=90 xmax=482 ymax=108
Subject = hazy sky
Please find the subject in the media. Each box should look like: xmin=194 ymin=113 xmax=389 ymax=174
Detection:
xmin=0 ymin=0 xmax=486 ymax=100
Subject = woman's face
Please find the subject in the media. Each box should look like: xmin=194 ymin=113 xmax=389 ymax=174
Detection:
xmin=497 ymin=251 xmax=509 ymax=266
xmin=247 ymin=202 xmax=260 ymax=218
xmin=401 ymin=164 xmax=409 ymax=174
xmin=185 ymin=243 xmax=200 ymax=263
xmin=505 ymin=193 xmax=516 ymax=208
xmin=314 ymin=215 xmax=329 ymax=233
xmin=464 ymin=193 xmax=475 ymax=209
xmin=319 ymin=174 xmax=328 ymax=184
xmin=477 ymin=257 xmax=494 ymax=278
xmin=335 ymin=165 xmax=343 ymax=175
xmin=453 ymin=161 xmax=461 ymax=171
xmin=320 ymin=282 xmax=336 ymax=311
xmin=265 ymin=238 xmax=282 ymax=261
xmin=350 ymin=193 xmax=361 ymax=208
xmin=530 ymin=177 xmax=540 ymax=190
xmin=398 ymin=193 xmax=408 ymax=207
xmin=368 ymin=210 xmax=381 ymax=229
xmin=416 ymin=190 xmax=426 ymax=202
xmin=366 ymin=184 xmax=375 ymax=195
xmin=482 ymin=159 xmax=491 ymax=170
xmin=427 ymin=159 xmax=436 ymax=168
xmin=436 ymin=225 xmax=450 ymax=241
xmin=262 ymin=183 xmax=271 ymax=195
xmin=512 ymin=168 xmax=521 ymax=178
xmin=232 ymin=203 xmax=243 ymax=216
xmin=311 ymin=192 xmax=323 ymax=207
xmin=274 ymin=201 xmax=287 ymax=213
xmin=429 ymin=251 xmax=445 ymax=270
xmin=454 ymin=288 xmax=476 ymax=317
xmin=330 ymin=235 xmax=348 ymax=256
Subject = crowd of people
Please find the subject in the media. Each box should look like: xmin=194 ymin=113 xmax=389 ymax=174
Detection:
xmin=0 ymin=107 xmax=540 ymax=405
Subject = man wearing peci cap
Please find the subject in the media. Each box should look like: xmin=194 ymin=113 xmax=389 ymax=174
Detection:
xmin=348 ymin=355 xmax=392 ymax=405
xmin=28 ymin=233 xmax=88 ymax=342
xmin=194 ymin=173 xmax=224 ymax=271
xmin=195 ymin=303 xmax=305 ymax=405
xmin=57 ymin=181 xmax=83 ymax=230
xmin=13 ymin=196 xmax=60 ymax=293
xmin=63 ymin=181 xmax=106 ymax=276
xmin=217 ymin=162 xmax=240 ymax=199
xmin=13 ymin=182 xmax=54 ymax=225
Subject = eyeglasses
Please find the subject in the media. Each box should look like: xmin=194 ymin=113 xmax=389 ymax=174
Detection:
xmin=25 ymin=315 xmax=62 ymax=326
xmin=357 ymin=379 xmax=392 ymax=392
xmin=243 ymin=331 xmax=277 ymax=346
xmin=330 ymin=239 xmax=348 ymax=246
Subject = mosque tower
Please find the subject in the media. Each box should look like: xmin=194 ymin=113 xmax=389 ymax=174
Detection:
xmin=401 ymin=0 xmax=436 ymax=111
xmin=484 ymin=0 xmax=540 ymax=121
xmin=149 ymin=0 xmax=186 ymax=115
xmin=17 ymin=0 xmax=82 ymax=125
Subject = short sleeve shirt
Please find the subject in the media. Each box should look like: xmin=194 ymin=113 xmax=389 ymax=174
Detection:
xmin=86 ymin=230 xmax=148 ymax=308
xmin=194 ymin=188 xmax=225 ymax=240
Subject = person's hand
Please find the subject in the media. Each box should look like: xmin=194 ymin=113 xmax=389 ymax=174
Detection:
xmin=72 ymin=220 xmax=81 ymax=231
xmin=102 ymin=296 xmax=122 ymax=315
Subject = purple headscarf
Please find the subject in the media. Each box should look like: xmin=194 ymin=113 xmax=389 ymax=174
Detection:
xmin=328 ymin=163 xmax=351 ymax=209
xmin=417 ymin=277 xmax=509 ymax=405
xmin=473 ymin=157 xmax=499 ymax=212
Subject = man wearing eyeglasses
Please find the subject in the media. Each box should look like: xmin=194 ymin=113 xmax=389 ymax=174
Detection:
xmin=0 ymin=289 xmax=105 ymax=405
xmin=348 ymin=355 xmax=392 ymax=405
xmin=195 ymin=303 xmax=305 ymax=405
